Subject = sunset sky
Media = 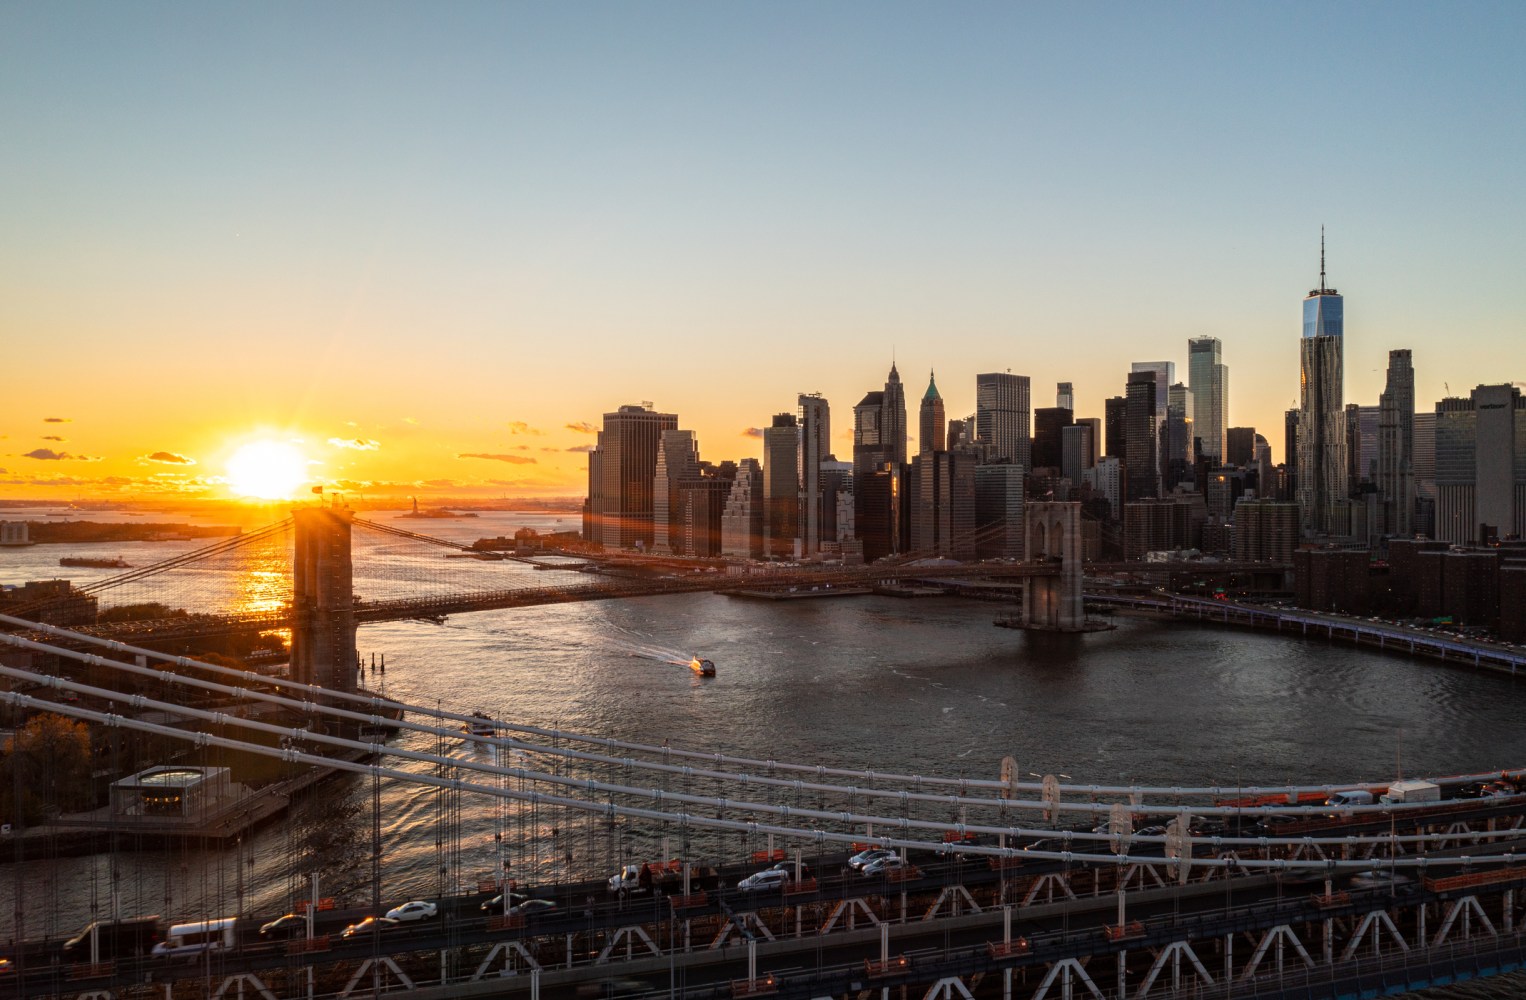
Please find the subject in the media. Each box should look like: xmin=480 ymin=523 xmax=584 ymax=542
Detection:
xmin=3 ymin=3 xmax=1523 ymax=502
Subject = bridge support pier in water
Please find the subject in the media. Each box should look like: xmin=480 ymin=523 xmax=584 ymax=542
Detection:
xmin=291 ymin=506 xmax=356 ymax=696
xmin=1022 ymin=502 xmax=1085 ymax=631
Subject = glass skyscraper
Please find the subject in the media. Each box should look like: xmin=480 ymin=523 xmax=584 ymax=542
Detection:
xmin=1187 ymin=337 xmax=1228 ymax=463
xmin=1297 ymin=235 xmax=1347 ymax=536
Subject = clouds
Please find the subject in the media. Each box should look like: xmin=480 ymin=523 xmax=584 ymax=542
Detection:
xmin=458 ymin=452 xmax=538 ymax=464
xmin=142 ymin=451 xmax=196 ymax=465
xmin=565 ymin=421 xmax=597 ymax=434
xmin=566 ymin=444 xmax=597 ymax=453
xmin=507 ymin=421 xmax=543 ymax=436
xmin=41 ymin=435 xmax=65 ymax=442
xmin=328 ymin=437 xmax=380 ymax=451
xmin=42 ymin=417 xmax=70 ymax=423
xmin=741 ymin=427 xmax=765 ymax=438
xmin=23 ymin=448 xmax=99 ymax=461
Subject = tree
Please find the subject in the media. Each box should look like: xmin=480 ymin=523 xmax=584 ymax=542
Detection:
xmin=1 ymin=712 xmax=93 ymax=824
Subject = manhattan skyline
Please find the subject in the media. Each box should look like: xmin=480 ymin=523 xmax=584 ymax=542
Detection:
xmin=2 ymin=3 xmax=1523 ymax=501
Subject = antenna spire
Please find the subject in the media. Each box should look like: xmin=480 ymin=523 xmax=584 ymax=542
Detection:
xmin=1320 ymin=225 xmax=1326 ymax=290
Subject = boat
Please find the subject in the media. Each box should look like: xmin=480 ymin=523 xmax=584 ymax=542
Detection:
xmin=60 ymin=556 xmax=131 ymax=568
xmin=689 ymin=657 xmax=716 ymax=677
xmin=465 ymin=711 xmax=497 ymax=737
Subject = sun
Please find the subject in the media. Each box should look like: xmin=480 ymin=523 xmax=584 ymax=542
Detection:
xmin=225 ymin=441 xmax=310 ymax=500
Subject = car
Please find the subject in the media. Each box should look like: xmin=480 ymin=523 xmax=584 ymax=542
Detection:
xmin=258 ymin=913 xmax=308 ymax=939
xmin=481 ymin=892 xmax=530 ymax=914
xmin=340 ymin=916 xmax=401 ymax=938
xmin=0 ymin=957 xmax=12 ymax=975
xmin=385 ymin=900 xmax=438 ymax=922
xmin=507 ymin=899 xmax=557 ymax=916
xmin=848 ymin=848 xmax=897 ymax=871
xmin=859 ymin=855 xmax=907 ymax=877
xmin=737 ymin=869 xmax=791 ymax=891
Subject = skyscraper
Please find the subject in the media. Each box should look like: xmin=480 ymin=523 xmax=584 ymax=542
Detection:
xmin=762 ymin=413 xmax=800 ymax=559
xmin=1163 ymin=382 xmax=1192 ymax=490
xmin=652 ymin=429 xmax=699 ymax=553
xmin=1187 ymin=337 xmax=1229 ymax=462
xmin=720 ymin=458 xmax=764 ymax=558
xmin=588 ymin=403 xmax=678 ymax=550
xmin=1032 ymin=406 xmax=1072 ymax=471
xmin=797 ymin=393 xmax=830 ymax=555
xmin=1124 ymin=370 xmax=1159 ymax=501
xmin=975 ymin=372 xmax=1031 ymax=467
xmin=1297 ymin=232 xmax=1347 ymax=536
xmin=1377 ymin=349 xmax=1415 ymax=539
xmin=882 ymin=363 xmax=908 ymax=465
xmin=1056 ymin=382 xmax=1074 ymax=412
xmin=1105 ymin=396 xmax=1127 ymax=459
xmin=919 ymin=371 xmax=946 ymax=454
xmin=852 ymin=390 xmax=886 ymax=478
xmin=1434 ymin=385 xmax=1526 ymax=544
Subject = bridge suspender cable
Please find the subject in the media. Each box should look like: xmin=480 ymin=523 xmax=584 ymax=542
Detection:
xmin=1 ymin=611 xmax=1510 ymax=804
xmin=0 ymin=641 xmax=1502 ymax=866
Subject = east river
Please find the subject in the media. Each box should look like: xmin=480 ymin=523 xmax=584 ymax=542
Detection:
xmin=4 ymin=505 xmax=1526 ymax=999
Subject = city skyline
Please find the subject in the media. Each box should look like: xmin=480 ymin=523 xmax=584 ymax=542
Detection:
xmin=3 ymin=4 xmax=1523 ymax=501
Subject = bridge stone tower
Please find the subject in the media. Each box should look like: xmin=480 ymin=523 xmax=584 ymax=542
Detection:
xmin=291 ymin=506 xmax=357 ymax=695
xmin=1022 ymin=501 xmax=1085 ymax=631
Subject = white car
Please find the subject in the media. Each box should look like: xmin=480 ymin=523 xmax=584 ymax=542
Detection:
xmin=384 ymin=900 xmax=438 ymax=922
xmin=737 ymin=869 xmax=790 ymax=892
xmin=848 ymin=848 xmax=897 ymax=871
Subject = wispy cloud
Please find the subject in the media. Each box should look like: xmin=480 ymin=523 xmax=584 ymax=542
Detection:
xmin=565 ymin=421 xmax=597 ymax=434
xmin=328 ymin=437 xmax=380 ymax=451
xmin=24 ymin=448 xmax=99 ymax=461
xmin=566 ymin=444 xmax=597 ymax=453
xmin=142 ymin=451 xmax=196 ymax=465
xmin=458 ymin=453 xmax=538 ymax=465
xmin=42 ymin=435 xmax=65 ymax=442
xmin=422 ymin=478 xmax=456 ymax=488
xmin=508 ymin=421 xmax=543 ymax=436
xmin=741 ymin=427 xmax=764 ymax=438
xmin=43 ymin=417 xmax=70 ymax=423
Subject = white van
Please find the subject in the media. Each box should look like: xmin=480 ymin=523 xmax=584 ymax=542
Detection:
xmin=152 ymin=917 xmax=237 ymax=958
xmin=1326 ymin=790 xmax=1375 ymax=810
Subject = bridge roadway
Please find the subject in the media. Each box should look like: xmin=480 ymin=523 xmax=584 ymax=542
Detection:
xmin=50 ymin=559 xmax=1286 ymax=645
xmin=11 ymin=786 xmax=1526 ymax=1000
xmin=9 ymin=828 xmax=1526 ymax=1000
xmin=1090 ymin=592 xmax=1526 ymax=675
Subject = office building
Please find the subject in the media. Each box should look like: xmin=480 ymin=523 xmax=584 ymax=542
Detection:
xmin=1032 ymin=406 xmax=1072 ymax=471
xmin=975 ymin=464 xmax=1025 ymax=559
xmin=1105 ymin=396 xmax=1127 ymax=459
xmin=1376 ymin=348 xmax=1415 ymax=539
xmin=1085 ymin=457 xmax=1123 ymax=520
xmin=762 ymin=413 xmax=800 ymax=558
xmin=1296 ymin=234 xmax=1348 ymax=536
xmin=587 ymin=403 xmax=678 ymax=550
xmin=720 ymin=459 xmax=764 ymax=559
xmin=1076 ymin=417 xmax=1102 ymax=465
xmin=1187 ymin=337 xmax=1229 ymax=462
xmin=1346 ymin=404 xmax=1379 ymax=488
xmin=677 ymin=476 xmax=731 ymax=557
xmin=652 ymin=429 xmax=699 ymax=554
xmin=855 ymin=463 xmax=902 ymax=563
xmin=1124 ymin=370 xmax=1159 ymax=501
xmin=1057 ymin=382 xmax=1074 ymax=411
xmin=912 ymin=450 xmax=976 ymax=558
xmin=1061 ymin=423 xmax=1096 ymax=485
xmin=919 ymin=372 xmax=946 ymax=454
xmin=798 ymin=393 xmax=830 ymax=555
xmin=820 ymin=459 xmax=854 ymax=546
xmin=883 ymin=362 xmax=908 ymax=465
xmin=1226 ymin=427 xmax=1256 ymax=468
xmin=974 ymin=372 xmax=1031 ymax=468
xmin=852 ymin=390 xmax=887 ymax=478
xmin=1163 ymin=383 xmax=1192 ymax=490
xmin=1434 ymin=384 xmax=1526 ymax=544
